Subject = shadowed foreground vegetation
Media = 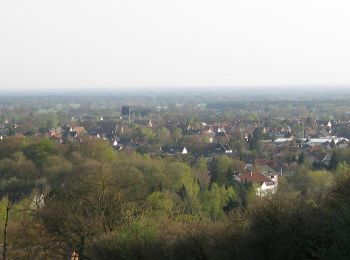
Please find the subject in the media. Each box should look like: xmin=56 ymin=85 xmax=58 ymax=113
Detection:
xmin=0 ymin=136 xmax=350 ymax=259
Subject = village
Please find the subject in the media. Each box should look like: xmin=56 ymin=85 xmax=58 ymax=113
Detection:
xmin=0 ymin=102 xmax=348 ymax=197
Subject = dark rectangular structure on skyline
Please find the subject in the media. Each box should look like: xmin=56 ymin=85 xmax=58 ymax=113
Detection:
xmin=122 ymin=106 xmax=130 ymax=124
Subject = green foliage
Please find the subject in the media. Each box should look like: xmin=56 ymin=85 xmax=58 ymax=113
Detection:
xmin=138 ymin=127 xmax=154 ymax=142
xmin=23 ymin=139 xmax=55 ymax=167
xmin=172 ymin=128 xmax=182 ymax=143
xmin=146 ymin=191 xmax=176 ymax=215
xmin=155 ymin=127 xmax=170 ymax=144
xmin=42 ymin=155 xmax=73 ymax=187
xmin=86 ymin=173 xmax=350 ymax=260
xmin=79 ymin=137 xmax=116 ymax=162
xmin=210 ymin=156 xmax=244 ymax=185
xmin=0 ymin=152 xmax=39 ymax=200
xmin=298 ymin=152 xmax=305 ymax=165
xmin=1 ymin=134 xmax=350 ymax=259
xmin=335 ymin=161 xmax=350 ymax=177
xmin=114 ymin=219 xmax=158 ymax=259
xmin=229 ymin=129 xmax=246 ymax=154
xmin=248 ymin=127 xmax=262 ymax=151
xmin=201 ymin=183 xmax=236 ymax=220
xmin=0 ymin=137 xmax=24 ymax=159
xmin=290 ymin=167 xmax=333 ymax=195
xmin=194 ymin=157 xmax=210 ymax=189
xmin=328 ymin=151 xmax=339 ymax=170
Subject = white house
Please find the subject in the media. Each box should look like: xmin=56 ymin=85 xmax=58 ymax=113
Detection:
xmin=234 ymin=171 xmax=278 ymax=197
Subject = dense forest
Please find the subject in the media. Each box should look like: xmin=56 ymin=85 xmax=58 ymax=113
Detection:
xmin=0 ymin=135 xmax=349 ymax=259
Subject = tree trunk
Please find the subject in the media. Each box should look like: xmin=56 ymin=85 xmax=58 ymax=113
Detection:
xmin=3 ymin=199 xmax=11 ymax=260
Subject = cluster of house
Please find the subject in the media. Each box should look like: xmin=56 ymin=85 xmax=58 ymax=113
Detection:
xmin=267 ymin=135 xmax=349 ymax=168
xmin=38 ymin=118 xmax=235 ymax=154
xmin=16 ymin=117 xmax=347 ymax=158
xmin=26 ymin=115 xmax=350 ymax=201
xmin=160 ymin=143 xmax=232 ymax=156
xmin=1 ymin=112 xmax=350 ymax=171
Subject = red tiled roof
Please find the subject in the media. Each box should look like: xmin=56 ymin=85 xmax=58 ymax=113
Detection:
xmin=235 ymin=172 xmax=275 ymax=186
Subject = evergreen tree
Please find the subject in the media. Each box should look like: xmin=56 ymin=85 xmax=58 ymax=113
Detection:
xmin=298 ymin=152 xmax=305 ymax=165
xmin=249 ymin=128 xmax=262 ymax=151
xmin=328 ymin=151 xmax=339 ymax=170
xmin=330 ymin=139 xmax=336 ymax=148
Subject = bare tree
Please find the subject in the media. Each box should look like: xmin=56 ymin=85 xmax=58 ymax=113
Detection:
xmin=2 ymin=197 xmax=11 ymax=260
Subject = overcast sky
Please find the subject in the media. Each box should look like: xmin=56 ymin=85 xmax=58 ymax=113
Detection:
xmin=1 ymin=0 xmax=350 ymax=90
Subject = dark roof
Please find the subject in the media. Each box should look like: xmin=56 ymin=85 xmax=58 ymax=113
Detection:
xmin=160 ymin=145 xmax=187 ymax=155
xmin=183 ymin=129 xmax=201 ymax=135
xmin=62 ymin=131 xmax=77 ymax=139
xmin=201 ymin=143 xmax=232 ymax=156
xmin=215 ymin=132 xmax=227 ymax=137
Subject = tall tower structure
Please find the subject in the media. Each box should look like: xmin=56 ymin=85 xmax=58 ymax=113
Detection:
xmin=121 ymin=106 xmax=130 ymax=124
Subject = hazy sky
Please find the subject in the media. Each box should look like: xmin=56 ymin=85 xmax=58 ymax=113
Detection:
xmin=1 ymin=0 xmax=350 ymax=90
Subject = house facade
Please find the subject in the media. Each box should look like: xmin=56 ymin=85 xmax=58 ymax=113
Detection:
xmin=234 ymin=171 xmax=278 ymax=196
